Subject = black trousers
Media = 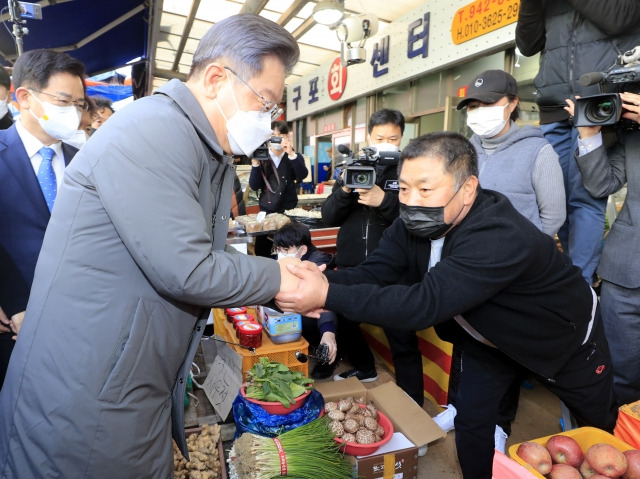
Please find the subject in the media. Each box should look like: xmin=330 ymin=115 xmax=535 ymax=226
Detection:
xmin=337 ymin=316 xmax=424 ymax=406
xmin=454 ymin=314 xmax=617 ymax=479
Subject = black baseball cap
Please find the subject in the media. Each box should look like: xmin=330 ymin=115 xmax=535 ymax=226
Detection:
xmin=457 ymin=70 xmax=518 ymax=110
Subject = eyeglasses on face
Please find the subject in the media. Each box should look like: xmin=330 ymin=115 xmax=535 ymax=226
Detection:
xmin=30 ymin=89 xmax=89 ymax=112
xmin=224 ymin=66 xmax=283 ymax=120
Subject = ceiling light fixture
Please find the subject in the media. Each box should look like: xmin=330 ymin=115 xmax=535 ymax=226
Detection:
xmin=312 ymin=0 xmax=344 ymax=26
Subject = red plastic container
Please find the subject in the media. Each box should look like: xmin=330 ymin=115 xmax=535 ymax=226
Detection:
xmin=225 ymin=307 xmax=247 ymax=323
xmin=237 ymin=322 xmax=262 ymax=349
xmin=240 ymin=385 xmax=311 ymax=414
xmin=334 ymin=405 xmax=394 ymax=456
xmin=233 ymin=313 xmax=255 ymax=330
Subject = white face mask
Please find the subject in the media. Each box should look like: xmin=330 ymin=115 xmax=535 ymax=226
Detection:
xmin=276 ymin=246 xmax=302 ymax=260
xmin=29 ymin=91 xmax=81 ymax=140
xmin=373 ymin=142 xmax=399 ymax=154
xmin=466 ymin=104 xmax=509 ymax=139
xmin=65 ymin=130 xmax=89 ymax=149
xmin=215 ymin=70 xmax=273 ymax=157
xmin=270 ymin=140 xmax=284 ymax=151
xmin=0 ymin=98 xmax=8 ymax=119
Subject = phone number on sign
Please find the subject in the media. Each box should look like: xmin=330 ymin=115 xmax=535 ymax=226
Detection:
xmin=451 ymin=0 xmax=520 ymax=45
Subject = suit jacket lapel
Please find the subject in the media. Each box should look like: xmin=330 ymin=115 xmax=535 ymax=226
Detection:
xmin=61 ymin=142 xmax=78 ymax=166
xmin=0 ymin=125 xmax=50 ymax=216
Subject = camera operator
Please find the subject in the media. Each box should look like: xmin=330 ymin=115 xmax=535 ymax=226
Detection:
xmin=515 ymin=0 xmax=640 ymax=286
xmin=566 ymin=91 xmax=640 ymax=406
xmin=321 ymin=109 xmax=425 ymax=409
xmin=250 ymin=120 xmax=308 ymax=257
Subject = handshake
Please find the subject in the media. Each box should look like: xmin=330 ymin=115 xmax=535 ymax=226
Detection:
xmin=275 ymin=257 xmax=329 ymax=317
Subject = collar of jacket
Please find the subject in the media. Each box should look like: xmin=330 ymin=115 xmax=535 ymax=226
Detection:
xmin=154 ymin=79 xmax=227 ymax=162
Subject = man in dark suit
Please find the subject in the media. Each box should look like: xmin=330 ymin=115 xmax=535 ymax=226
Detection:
xmin=0 ymin=49 xmax=86 ymax=389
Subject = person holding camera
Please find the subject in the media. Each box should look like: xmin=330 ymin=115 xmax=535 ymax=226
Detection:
xmin=565 ymin=91 xmax=640 ymax=407
xmin=321 ymin=109 xmax=425 ymax=408
xmin=515 ymin=0 xmax=640 ymax=286
xmin=273 ymin=221 xmax=338 ymax=379
xmin=249 ymin=120 xmax=308 ymax=215
xmin=278 ymin=131 xmax=617 ymax=479
xmin=250 ymin=120 xmax=308 ymax=257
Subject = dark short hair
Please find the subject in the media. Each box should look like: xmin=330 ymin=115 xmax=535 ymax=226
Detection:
xmin=189 ymin=14 xmax=300 ymax=80
xmin=91 ymin=95 xmax=114 ymax=113
xmin=0 ymin=68 xmax=10 ymax=90
xmin=399 ymin=132 xmax=479 ymax=189
xmin=85 ymin=95 xmax=96 ymax=115
xmin=271 ymin=120 xmax=289 ymax=135
xmin=273 ymin=222 xmax=312 ymax=249
xmin=368 ymin=108 xmax=405 ymax=135
xmin=13 ymin=49 xmax=85 ymax=92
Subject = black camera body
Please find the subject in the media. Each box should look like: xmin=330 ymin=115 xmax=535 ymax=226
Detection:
xmin=339 ymin=146 xmax=400 ymax=189
xmin=315 ymin=343 xmax=331 ymax=365
xmin=575 ymin=50 xmax=640 ymax=128
xmin=252 ymin=136 xmax=283 ymax=160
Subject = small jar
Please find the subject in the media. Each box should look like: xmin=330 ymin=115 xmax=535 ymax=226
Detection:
xmin=233 ymin=314 xmax=255 ymax=330
xmin=237 ymin=322 xmax=263 ymax=349
xmin=226 ymin=307 xmax=247 ymax=323
xmin=234 ymin=320 xmax=255 ymax=338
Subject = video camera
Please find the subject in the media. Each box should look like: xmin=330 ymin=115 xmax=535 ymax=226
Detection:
xmin=336 ymin=144 xmax=400 ymax=189
xmin=574 ymin=46 xmax=640 ymax=129
xmin=253 ymin=136 xmax=282 ymax=160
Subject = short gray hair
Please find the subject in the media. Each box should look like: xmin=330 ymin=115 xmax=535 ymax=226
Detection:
xmin=189 ymin=14 xmax=300 ymax=80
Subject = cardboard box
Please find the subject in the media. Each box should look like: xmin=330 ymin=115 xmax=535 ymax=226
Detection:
xmin=353 ymin=432 xmax=418 ymax=479
xmin=508 ymin=427 xmax=635 ymax=479
xmin=316 ymin=377 xmax=446 ymax=478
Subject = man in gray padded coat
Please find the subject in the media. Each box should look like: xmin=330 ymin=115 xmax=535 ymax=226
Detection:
xmin=0 ymin=14 xmax=299 ymax=478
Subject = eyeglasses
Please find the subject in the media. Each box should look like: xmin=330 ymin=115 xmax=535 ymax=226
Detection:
xmin=224 ymin=66 xmax=283 ymax=120
xmin=30 ymin=89 xmax=90 ymax=112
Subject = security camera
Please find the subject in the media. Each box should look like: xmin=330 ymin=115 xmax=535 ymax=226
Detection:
xmin=335 ymin=13 xmax=379 ymax=66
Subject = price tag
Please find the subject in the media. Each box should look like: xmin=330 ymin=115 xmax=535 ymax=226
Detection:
xmin=451 ymin=0 xmax=520 ymax=45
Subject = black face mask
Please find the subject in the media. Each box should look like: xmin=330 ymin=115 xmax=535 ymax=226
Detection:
xmin=399 ymin=184 xmax=465 ymax=240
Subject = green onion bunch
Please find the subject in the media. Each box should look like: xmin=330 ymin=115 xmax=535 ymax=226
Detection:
xmin=231 ymin=416 xmax=352 ymax=479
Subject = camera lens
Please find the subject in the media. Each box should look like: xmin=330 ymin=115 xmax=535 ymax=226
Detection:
xmin=354 ymin=173 xmax=370 ymax=184
xmin=586 ymin=99 xmax=616 ymax=123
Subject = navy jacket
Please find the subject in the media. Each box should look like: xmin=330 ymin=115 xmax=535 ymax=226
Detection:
xmin=0 ymin=124 xmax=77 ymax=316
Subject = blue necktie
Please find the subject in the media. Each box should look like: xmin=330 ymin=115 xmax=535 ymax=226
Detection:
xmin=37 ymin=147 xmax=57 ymax=212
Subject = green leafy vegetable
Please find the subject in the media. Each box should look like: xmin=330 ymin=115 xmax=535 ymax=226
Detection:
xmin=244 ymin=357 xmax=313 ymax=407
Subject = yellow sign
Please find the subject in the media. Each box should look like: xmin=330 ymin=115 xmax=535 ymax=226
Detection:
xmin=451 ymin=0 xmax=520 ymax=45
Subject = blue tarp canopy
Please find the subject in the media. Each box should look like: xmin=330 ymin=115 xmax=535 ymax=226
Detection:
xmin=0 ymin=0 xmax=149 ymax=76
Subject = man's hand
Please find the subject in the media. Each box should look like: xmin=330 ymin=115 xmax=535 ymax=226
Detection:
xmin=565 ymin=98 xmax=601 ymax=139
xmin=278 ymin=257 xmax=301 ymax=294
xmin=282 ymin=135 xmax=295 ymax=156
xmin=275 ymin=263 xmax=329 ymax=317
xmin=319 ymin=331 xmax=337 ymax=364
xmin=620 ymin=92 xmax=640 ymax=124
xmin=0 ymin=306 xmax=10 ymax=334
xmin=10 ymin=311 xmax=25 ymax=340
xmin=355 ymin=184 xmax=385 ymax=207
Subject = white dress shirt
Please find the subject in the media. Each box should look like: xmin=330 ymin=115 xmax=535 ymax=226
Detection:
xmin=16 ymin=118 xmax=65 ymax=189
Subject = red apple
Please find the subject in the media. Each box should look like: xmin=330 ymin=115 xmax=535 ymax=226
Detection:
xmin=517 ymin=441 xmax=553 ymax=475
xmin=622 ymin=450 xmax=640 ymax=479
xmin=591 ymin=475 xmax=615 ymax=479
xmin=581 ymin=459 xmax=597 ymax=478
xmin=585 ymin=443 xmax=628 ymax=477
xmin=549 ymin=463 xmax=582 ymax=479
xmin=547 ymin=434 xmax=585 ymax=468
